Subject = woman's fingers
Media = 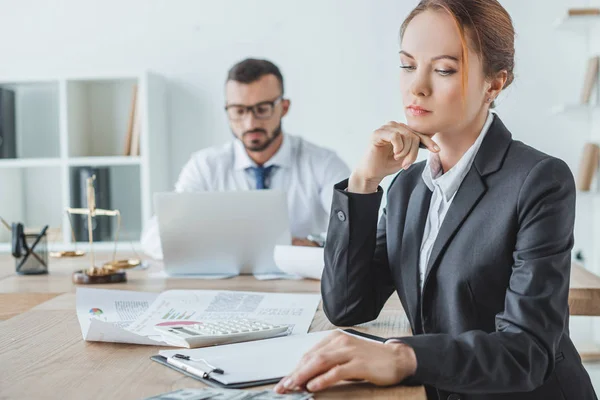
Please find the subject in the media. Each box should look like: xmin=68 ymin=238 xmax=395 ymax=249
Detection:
xmin=372 ymin=128 xmax=406 ymax=160
xmin=383 ymin=123 xmax=414 ymax=159
xmin=298 ymin=333 xmax=339 ymax=364
xmin=275 ymin=333 xmax=415 ymax=394
xmin=388 ymin=121 xmax=440 ymax=153
xmin=284 ymin=348 xmax=351 ymax=390
xmin=373 ymin=127 xmax=404 ymax=157
xmin=306 ymin=363 xmax=358 ymax=392
xmin=349 ymin=121 xmax=440 ymax=191
xmin=372 ymin=122 xmax=439 ymax=160
xmin=402 ymin=137 xmax=419 ymax=170
xmin=274 ymin=338 xmax=333 ymax=392
xmin=412 ymin=130 xmax=440 ymax=153
xmin=274 ymin=334 xmax=356 ymax=394
xmin=394 ymin=133 xmax=415 ymax=159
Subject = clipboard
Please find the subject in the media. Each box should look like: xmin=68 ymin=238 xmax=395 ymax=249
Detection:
xmin=151 ymin=329 xmax=386 ymax=389
xmin=150 ymin=355 xmax=281 ymax=389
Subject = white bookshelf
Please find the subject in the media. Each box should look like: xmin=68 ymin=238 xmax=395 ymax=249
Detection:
xmin=0 ymin=158 xmax=62 ymax=168
xmin=0 ymin=71 xmax=169 ymax=253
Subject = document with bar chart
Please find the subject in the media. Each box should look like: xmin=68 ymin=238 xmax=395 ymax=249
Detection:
xmin=126 ymin=289 xmax=321 ymax=339
xmin=75 ymin=288 xmax=320 ymax=346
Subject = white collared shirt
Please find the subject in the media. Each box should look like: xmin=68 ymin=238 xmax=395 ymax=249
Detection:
xmin=418 ymin=112 xmax=495 ymax=291
xmin=140 ymin=134 xmax=350 ymax=259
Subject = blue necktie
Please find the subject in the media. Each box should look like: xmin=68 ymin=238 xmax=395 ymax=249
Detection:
xmin=248 ymin=165 xmax=276 ymax=189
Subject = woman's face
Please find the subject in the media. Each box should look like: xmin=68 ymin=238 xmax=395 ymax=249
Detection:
xmin=400 ymin=9 xmax=489 ymax=136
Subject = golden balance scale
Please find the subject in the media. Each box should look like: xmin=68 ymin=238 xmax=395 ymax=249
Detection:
xmin=50 ymin=175 xmax=141 ymax=284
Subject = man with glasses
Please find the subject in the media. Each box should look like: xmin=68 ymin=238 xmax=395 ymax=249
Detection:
xmin=140 ymin=58 xmax=350 ymax=259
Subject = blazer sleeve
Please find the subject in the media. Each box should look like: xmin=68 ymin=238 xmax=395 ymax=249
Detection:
xmin=395 ymin=157 xmax=576 ymax=394
xmin=316 ymin=152 xmax=352 ymax=216
xmin=321 ymin=179 xmax=396 ymax=326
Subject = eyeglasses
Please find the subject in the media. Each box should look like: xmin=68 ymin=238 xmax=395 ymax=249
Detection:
xmin=225 ymin=96 xmax=283 ymax=121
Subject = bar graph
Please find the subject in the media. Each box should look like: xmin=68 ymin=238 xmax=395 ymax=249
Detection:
xmin=161 ymin=308 xmax=196 ymax=320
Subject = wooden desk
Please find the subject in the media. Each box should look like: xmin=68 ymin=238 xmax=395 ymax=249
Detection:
xmin=0 ymin=293 xmax=420 ymax=399
xmin=0 ymin=292 xmax=61 ymax=321
xmin=568 ymin=262 xmax=600 ymax=316
xmin=2 ymin=254 xmax=600 ymax=398
xmin=0 ymin=254 xmax=597 ymax=315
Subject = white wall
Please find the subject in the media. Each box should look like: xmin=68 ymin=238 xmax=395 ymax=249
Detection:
xmin=0 ymin=0 xmax=596 ymax=258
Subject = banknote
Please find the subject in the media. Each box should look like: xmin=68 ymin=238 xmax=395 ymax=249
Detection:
xmin=143 ymin=388 xmax=313 ymax=400
xmin=246 ymin=390 xmax=313 ymax=400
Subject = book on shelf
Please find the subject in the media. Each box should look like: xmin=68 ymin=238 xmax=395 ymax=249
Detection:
xmin=568 ymin=8 xmax=600 ymax=16
xmin=0 ymin=88 xmax=16 ymax=159
xmin=123 ymin=84 xmax=137 ymax=156
xmin=70 ymin=166 xmax=112 ymax=242
xmin=123 ymin=85 xmax=140 ymax=156
xmin=129 ymin=104 xmax=141 ymax=156
xmin=581 ymin=56 xmax=599 ymax=104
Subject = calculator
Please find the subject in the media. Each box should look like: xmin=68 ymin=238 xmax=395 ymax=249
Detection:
xmin=154 ymin=319 xmax=290 ymax=348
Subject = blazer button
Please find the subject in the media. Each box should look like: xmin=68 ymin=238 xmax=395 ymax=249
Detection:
xmin=447 ymin=394 xmax=461 ymax=400
xmin=336 ymin=210 xmax=346 ymax=222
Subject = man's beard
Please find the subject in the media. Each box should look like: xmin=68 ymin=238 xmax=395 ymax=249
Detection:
xmin=237 ymin=123 xmax=282 ymax=152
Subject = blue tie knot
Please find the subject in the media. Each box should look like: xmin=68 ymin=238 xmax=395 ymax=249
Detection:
xmin=248 ymin=165 xmax=276 ymax=189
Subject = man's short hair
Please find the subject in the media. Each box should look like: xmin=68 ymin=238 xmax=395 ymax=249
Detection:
xmin=226 ymin=58 xmax=284 ymax=94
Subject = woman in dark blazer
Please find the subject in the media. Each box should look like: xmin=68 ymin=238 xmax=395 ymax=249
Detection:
xmin=275 ymin=0 xmax=598 ymax=399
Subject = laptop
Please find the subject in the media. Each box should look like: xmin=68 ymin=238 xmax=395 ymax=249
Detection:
xmin=154 ymin=191 xmax=291 ymax=276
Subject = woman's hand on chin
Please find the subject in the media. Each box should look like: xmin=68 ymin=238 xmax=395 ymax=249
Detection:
xmin=348 ymin=121 xmax=439 ymax=193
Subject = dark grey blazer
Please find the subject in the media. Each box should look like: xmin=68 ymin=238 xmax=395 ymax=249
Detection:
xmin=322 ymin=115 xmax=597 ymax=400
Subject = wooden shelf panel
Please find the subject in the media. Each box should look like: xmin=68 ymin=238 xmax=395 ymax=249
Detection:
xmin=555 ymin=15 xmax=600 ymax=31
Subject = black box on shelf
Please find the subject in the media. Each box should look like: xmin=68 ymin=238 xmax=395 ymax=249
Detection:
xmin=71 ymin=167 xmax=112 ymax=242
xmin=0 ymin=88 xmax=16 ymax=159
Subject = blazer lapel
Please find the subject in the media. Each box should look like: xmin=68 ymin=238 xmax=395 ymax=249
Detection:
xmin=399 ymin=179 xmax=432 ymax=330
xmin=422 ymin=114 xmax=513 ymax=290
xmin=423 ymin=167 xmax=486 ymax=289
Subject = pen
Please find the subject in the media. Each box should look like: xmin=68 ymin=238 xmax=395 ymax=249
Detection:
xmin=16 ymin=225 xmax=49 ymax=272
xmin=29 ymin=225 xmax=49 ymax=252
xmin=167 ymin=354 xmax=225 ymax=379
